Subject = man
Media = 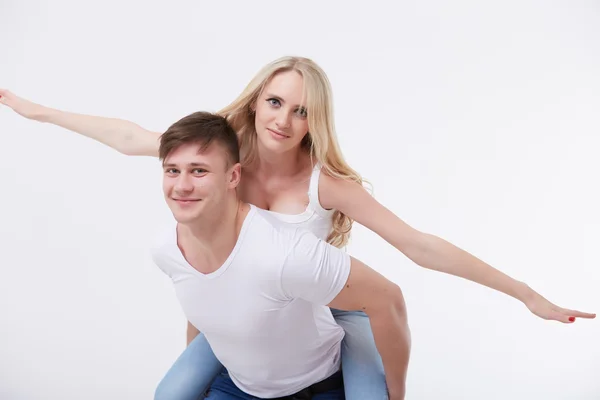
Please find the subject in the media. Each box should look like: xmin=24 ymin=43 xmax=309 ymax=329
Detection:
xmin=151 ymin=111 xmax=409 ymax=399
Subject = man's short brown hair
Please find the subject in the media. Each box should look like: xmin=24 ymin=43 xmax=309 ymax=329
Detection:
xmin=159 ymin=111 xmax=240 ymax=165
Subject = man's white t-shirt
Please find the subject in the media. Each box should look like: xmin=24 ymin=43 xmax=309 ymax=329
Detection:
xmin=151 ymin=205 xmax=351 ymax=398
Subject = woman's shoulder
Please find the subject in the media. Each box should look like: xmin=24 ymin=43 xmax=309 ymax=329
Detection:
xmin=317 ymin=165 xmax=367 ymax=211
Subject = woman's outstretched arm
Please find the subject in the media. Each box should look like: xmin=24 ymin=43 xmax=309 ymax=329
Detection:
xmin=0 ymin=89 xmax=161 ymax=157
xmin=320 ymin=173 xmax=596 ymax=323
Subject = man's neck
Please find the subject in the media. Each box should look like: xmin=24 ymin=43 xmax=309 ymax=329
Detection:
xmin=177 ymin=197 xmax=250 ymax=274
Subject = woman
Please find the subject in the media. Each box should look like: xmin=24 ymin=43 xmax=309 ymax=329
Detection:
xmin=0 ymin=56 xmax=594 ymax=400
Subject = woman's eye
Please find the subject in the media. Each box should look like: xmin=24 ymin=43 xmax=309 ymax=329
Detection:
xmin=267 ymin=98 xmax=281 ymax=107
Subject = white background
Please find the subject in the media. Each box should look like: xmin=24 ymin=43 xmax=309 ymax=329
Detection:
xmin=1 ymin=1 xmax=599 ymax=399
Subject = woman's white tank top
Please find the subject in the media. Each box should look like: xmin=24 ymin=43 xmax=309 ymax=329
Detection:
xmin=262 ymin=164 xmax=334 ymax=241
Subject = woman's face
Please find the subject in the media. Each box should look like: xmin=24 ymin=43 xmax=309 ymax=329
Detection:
xmin=254 ymin=70 xmax=310 ymax=155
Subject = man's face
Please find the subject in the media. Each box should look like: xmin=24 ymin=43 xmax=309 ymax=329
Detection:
xmin=162 ymin=142 xmax=238 ymax=224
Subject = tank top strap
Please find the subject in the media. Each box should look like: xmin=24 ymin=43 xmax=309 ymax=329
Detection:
xmin=307 ymin=163 xmax=334 ymax=218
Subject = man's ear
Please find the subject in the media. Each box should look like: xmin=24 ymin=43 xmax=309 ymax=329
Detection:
xmin=228 ymin=162 xmax=242 ymax=189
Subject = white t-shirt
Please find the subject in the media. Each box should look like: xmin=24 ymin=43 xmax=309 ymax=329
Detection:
xmin=151 ymin=205 xmax=351 ymax=398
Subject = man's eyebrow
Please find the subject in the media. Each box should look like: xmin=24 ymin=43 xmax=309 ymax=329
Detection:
xmin=162 ymin=162 xmax=210 ymax=168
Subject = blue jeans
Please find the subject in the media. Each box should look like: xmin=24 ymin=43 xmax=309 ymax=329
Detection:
xmin=204 ymin=370 xmax=344 ymax=399
xmin=154 ymin=310 xmax=387 ymax=400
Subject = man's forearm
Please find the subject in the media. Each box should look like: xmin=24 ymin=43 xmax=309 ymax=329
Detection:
xmin=368 ymin=297 xmax=411 ymax=400
xmin=186 ymin=321 xmax=200 ymax=346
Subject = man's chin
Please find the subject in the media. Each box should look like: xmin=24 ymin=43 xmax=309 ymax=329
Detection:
xmin=170 ymin=210 xmax=201 ymax=224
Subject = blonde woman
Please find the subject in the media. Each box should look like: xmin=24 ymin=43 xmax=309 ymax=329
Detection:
xmin=0 ymin=56 xmax=594 ymax=400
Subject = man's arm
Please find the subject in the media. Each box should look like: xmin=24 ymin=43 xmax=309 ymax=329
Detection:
xmin=280 ymin=229 xmax=409 ymax=400
xmin=186 ymin=321 xmax=200 ymax=346
xmin=327 ymin=257 xmax=410 ymax=400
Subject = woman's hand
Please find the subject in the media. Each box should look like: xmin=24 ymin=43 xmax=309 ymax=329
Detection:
xmin=0 ymin=89 xmax=46 ymax=120
xmin=523 ymin=288 xmax=596 ymax=323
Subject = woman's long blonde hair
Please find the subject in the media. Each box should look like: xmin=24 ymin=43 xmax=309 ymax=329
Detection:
xmin=217 ymin=56 xmax=365 ymax=248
